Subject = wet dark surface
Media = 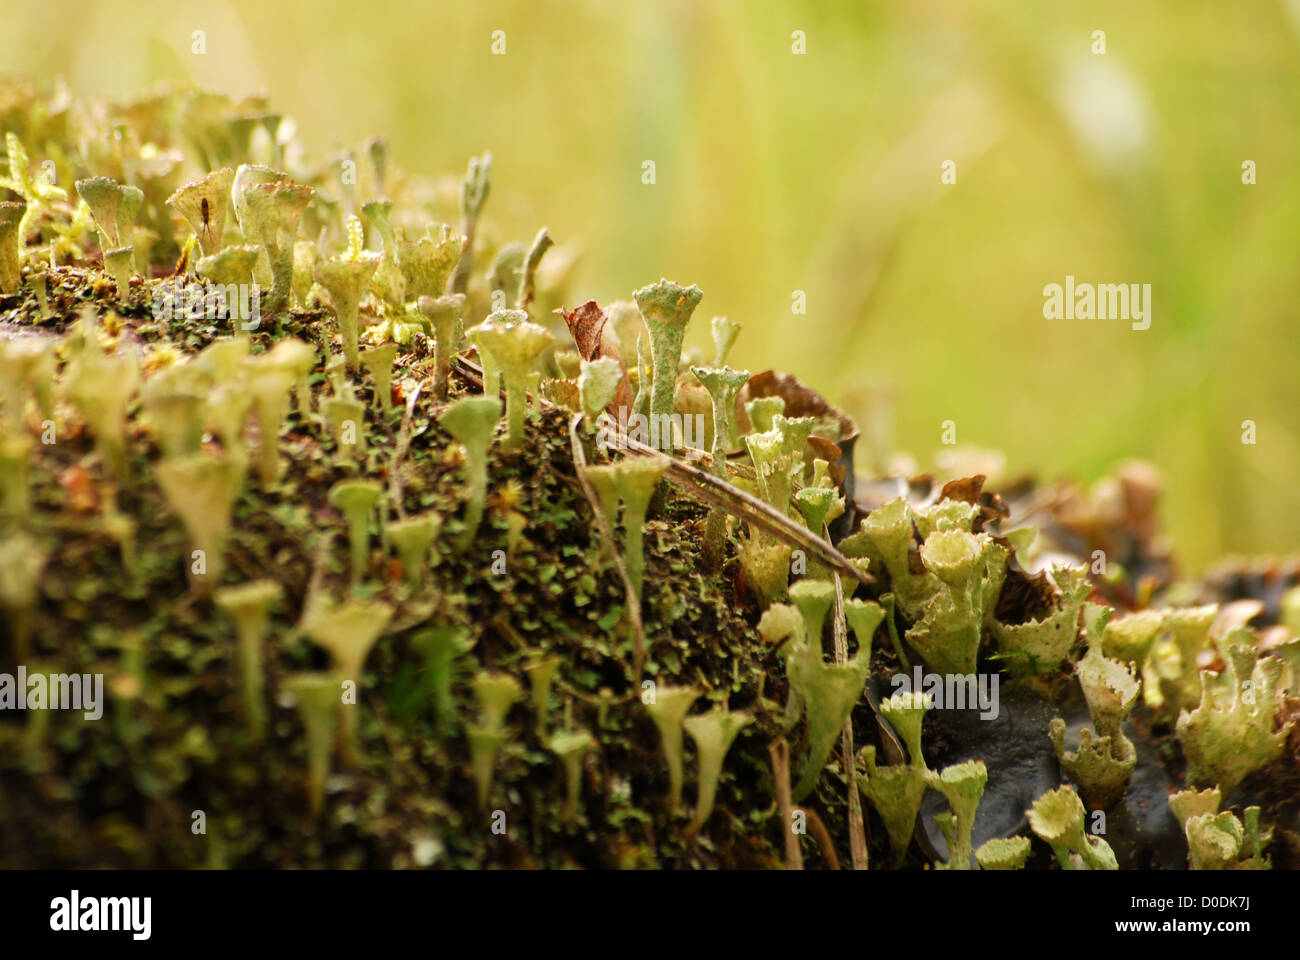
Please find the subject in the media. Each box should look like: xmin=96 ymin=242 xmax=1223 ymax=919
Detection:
xmin=919 ymin=683 xmax=1062 ymax=865
xmin=917 ymin=680 xmax=1189 ymax=868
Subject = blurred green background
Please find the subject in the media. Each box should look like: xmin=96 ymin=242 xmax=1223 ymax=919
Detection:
xmin=4 ymin=0 xmax=1299 ymax=571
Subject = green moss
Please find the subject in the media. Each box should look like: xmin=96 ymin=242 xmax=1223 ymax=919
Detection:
xmin=1 ymin=81 xmax=1294 ymax=873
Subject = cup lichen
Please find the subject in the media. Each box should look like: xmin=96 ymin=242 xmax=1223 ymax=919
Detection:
xmin=633 ymin=278 xmax=703 ymax=429
xmin=155 ymin=452 xmax=245 ymax=595
xmin=683 ymin=706 xmax=751 ymax=833
xmin=467 ymin=312 xmax=554 ymax=449
xmin=417 ymin=293 xmax=467 ymax=400
xmin=386 ymin=512 xmax=442 ymax=587
xmin=1175 ymin=627 xmax=1293 ymax=796
xmin=282 ymin=673 xmax=341 ymax=818
xmin=166 ymin=167 xmax=233 ymax=256
xmin=214 ymin=579 xmax=283 ymax=741
xmin=316 ymin=249 xmax=380 ymax=371
xmin=857 ymin=690 xmax=931 ymax=865
xmin=1049 ymin=640 xmax=1141 ymax=809
xmin=329 ymin=479 xmax=383 ymax=585
xmin=439 ymin=396 xmax=501 ymax=550
xmin=1026 ymin=784 xmax=1118 ymax=870
xmin=644 ymin=685 xmax=699 ymax=813
xmin=548 ymin=727 xmax=596 ymax=822
xmin=609 ymin=454 xmax=670 ymax=603
xmin=300 ymin=595 xmax=393 ymax=765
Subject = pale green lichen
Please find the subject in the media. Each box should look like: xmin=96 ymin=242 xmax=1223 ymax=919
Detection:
xmin=1157 ymin=604 xmax=1220 ymax=717
xmin=467 ymin=312 xmax=554 ymax=449
xmin=1175 ymin=627 xmax=1294 ymax=795
xmin=745 ymin=395 xmax=784 ymax=434
xmin=991 ymin=562 xmax=1090 ymax=674
xmin=413 ymin=626 xmax=474 ymax=740
xmin=1027 ymin=785 xmax=1118 ymax=870
xmin=905 ymin=528 xmax=1007 ymax=676
xmin=299 ymin=595 xmax=393 ymax=765
xmin=418 ymin=294 xmax=467 ymax=400
xmin=1101 ymin=608 xmax=1166 ymax=668
xmin=644 ymin=685 xmax=699 ymax=813
xmin=240 ymin=171 xmax=314 ymax=317
xmin=360 ymin=342 xmax=398 ymax=417
xmin=578 ymin=356 xmax=623 ymax=421
xmin=0 ymin=435 xmax=31 ymax=524
xmin=710 ymin=316 xmax=741 ymax=367
xmin=737 ymin=536 xmax=792 ymax=609
xmin=75 ymin=176 xmax=142 ymax=255
xmin=975 ymin=835 xmax=1033 ymax=870
xmin=524 ymin=655 xmax=564 ymax=740
xmin=487 ymin=242 xmax=525 ymax=308
xmin=214 ymin=579 xmax=282 ymax=742
xmin=386 ymin=513 xmax=442 ymax=587
xmin=609 ymin=454 xmax=669 ymax=603
xmin=683 ymin=706 xmax=751 ymax=832
xmin=467 ymin=725 xmax=509 ymax=811
xmin=1167 ymin=786 xmax=1269 ymax=870
xmin=263 ymin=337 xmax=317 ymax=418
xmin=1049 ymin=638 xmax=1140 ymax=808
xmin=857 ymin=690 xmax=931 ymax=865
xmin=788 ymin=598 xmax=876 ymax=800
xmin=328 ymin=479 xmax=383 ymax=585
xmin=402 ymin=225 xmax=463 ymax=301
xmin=322 ymin=399 xmax=365 ymax=470
xmin=166 ymin=167 xmax=233 ymax=256
xmin=103 ymin=246 xmax=135 ymax=304
xmin=449 ymin=153 xmax=491 ymax=296
xmin=0 ymin=530 xmax=47 ymax=661
xmin=316 ymin=241 xmax=380 ymax=371
xmin=0 ymin=337 xmax=55 ymax=432
xmin=439 ymin=396 xmax=501 ymax=550
xmin=282 ymin=673 xmax=341 ymax=818
xmin=467 ymin=670 xmax=521 ymax=809
xmin=246 ymin=363 xmax=295 ymax=487
xmin=633 ymin=278 xmax=703 ymax=427
xmin=197 ymin=244 xmax=260 ymax=290
xmin=155 ymin=452 xmax=245 ymax=595
xmin=292 ymin=240 xmax=317 ymax=308
xmin=691 ymin=365 xmax=750 ymax=567
xmin=548 ymin=727 xmax=595 ymax=822
xmin=141 ymin=375 xmax=206 ymax=458
xmin=926 ymin=759 xmax=987 ymax=870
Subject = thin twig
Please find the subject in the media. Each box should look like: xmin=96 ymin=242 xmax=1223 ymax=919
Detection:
xmin=802 ymin=807 xmax=841 ymax=870
xmin=769 ymin=738 xmax=803 ymax=870
xmin=567 ymin=412 xmax=647 ymax=683
xmin=832 ymin=565 xmax=868 ymax=870
xmin=619 ymin=435 xmax=871 ymax=587
xmin=452 ymin=354 xmax=866 ymax=585
xmin=388 ymin=377 xmax=424 ymax=520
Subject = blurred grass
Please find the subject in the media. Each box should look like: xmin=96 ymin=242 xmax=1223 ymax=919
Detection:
xmin=3 ymin=0 xmax=1298 ymax=570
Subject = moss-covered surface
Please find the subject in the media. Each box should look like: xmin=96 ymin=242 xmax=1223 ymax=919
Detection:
xmin=0 ymin=292 xmax=804 ymax=868
xmin=2 ymin=84 xmax=1298 ymax=871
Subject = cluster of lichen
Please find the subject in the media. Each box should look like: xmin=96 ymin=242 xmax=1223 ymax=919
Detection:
xmin=2 ymin=81 xmax=1298 ymax=872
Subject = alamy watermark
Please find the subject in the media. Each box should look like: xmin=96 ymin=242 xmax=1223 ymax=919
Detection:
xmin=890 ymin=666 xmax=999 ymax=720
xmin=50 ymin=890 xmax=151 ymax=940
xmin=0 ymin=666 xmax=104 ymax=720
xmin=594 ymin=410 xmax=707 ymax=459
xmin=153 ymin=280 xmax=261 ymax=330
xmin=1043 ymin=275 xmax=1150 ymax=330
